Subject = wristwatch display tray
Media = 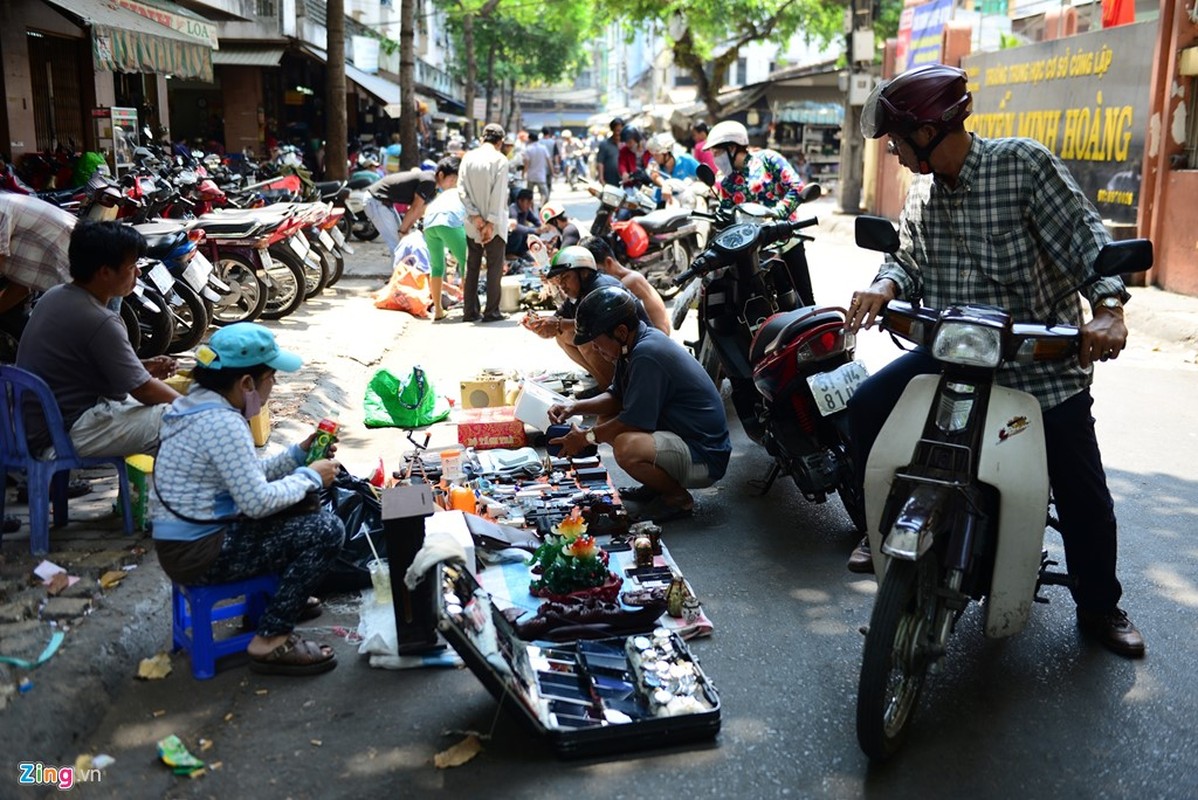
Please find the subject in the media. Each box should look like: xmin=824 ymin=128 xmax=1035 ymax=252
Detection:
xmin=434 ymin=561 xmax=721 ymax=758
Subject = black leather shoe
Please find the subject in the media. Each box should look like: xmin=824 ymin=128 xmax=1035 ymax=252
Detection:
xmin=1077 ymin=607 xmax=1146 ymax=658
xmin=2 ymin=515 xmax=20 ymax=533
xmin=480 ymin=312 xmax=509 ymax=323
xmin=847 ymin=536 xmax=873 ymax=574
xmin=460 ymin=313 xmax=481 ymax=322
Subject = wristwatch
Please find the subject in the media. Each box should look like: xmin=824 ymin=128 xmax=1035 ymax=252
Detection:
xmin=1095 ymin=296 xmax=1124 ymax=312
xmin=584 ymin=429 xmax=597 ymax=445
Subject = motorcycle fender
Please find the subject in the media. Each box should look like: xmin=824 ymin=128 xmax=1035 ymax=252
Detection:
xmin=978 ymin=386 xmax=1048 ymax=639
xmin=864 ymin=375 xmax=939 ymax=578
xmin=707 ymin=329 xmax=753 ymax=380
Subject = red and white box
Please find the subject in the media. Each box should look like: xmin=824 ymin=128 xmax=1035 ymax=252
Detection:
xmin=457 ymin=406 xmax=527 ymax=450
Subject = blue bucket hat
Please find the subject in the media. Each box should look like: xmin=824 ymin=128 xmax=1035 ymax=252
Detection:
xmin=194 ymin=323 xmax=302 ymax=372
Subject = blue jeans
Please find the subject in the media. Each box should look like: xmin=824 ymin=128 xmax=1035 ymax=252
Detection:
xmin=846 ymin=349 xmax=1122 ymax=612
xmin=364 ymin=195 xmax=402 ymax=254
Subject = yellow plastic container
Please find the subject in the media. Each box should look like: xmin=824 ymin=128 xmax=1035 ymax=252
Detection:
xmin=124 ymin=454 xmax=155 ymax=531
xmin=249 ymin=407 xmax=272 ymax=447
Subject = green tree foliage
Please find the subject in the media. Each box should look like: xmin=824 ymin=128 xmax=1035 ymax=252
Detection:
xmin=598 ymin=0 xmax=849 ymax=119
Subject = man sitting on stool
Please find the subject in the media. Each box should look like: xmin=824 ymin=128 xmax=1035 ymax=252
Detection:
xmin=548 ymin=286 xmax=730 ymax=523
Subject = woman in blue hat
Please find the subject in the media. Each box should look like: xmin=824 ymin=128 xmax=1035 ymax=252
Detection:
xmin=152 ymin=323 xmax=345 ymax=676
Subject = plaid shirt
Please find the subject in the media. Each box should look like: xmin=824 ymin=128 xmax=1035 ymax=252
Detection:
xmin=877 ymin=135 xmax=1128 ymax=410
xmin=0 ymin=193 xmax=75 ymax=292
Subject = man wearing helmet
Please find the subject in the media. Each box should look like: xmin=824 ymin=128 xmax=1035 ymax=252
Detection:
xmin=522 ymin=245 xmax=646 ymax=392
xmin=546 ymin=286 xmax=731 ymax=523
xmin=539 ymin=201 xmax=581 ymax=253
xmin=705 ymin=120 xmax=806 ymax=220
xmin=646 ymin=133 xmax=700 ymax=206
xmin=844 ymin=64 xmax=1143 ymax=658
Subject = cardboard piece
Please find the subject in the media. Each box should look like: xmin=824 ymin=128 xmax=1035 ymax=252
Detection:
xmin=459 ymin=378 xmax=507 ymax=410
xmin=457 ymin=406 xmax=527 ymax=450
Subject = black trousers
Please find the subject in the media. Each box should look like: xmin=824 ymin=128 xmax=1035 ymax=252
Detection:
xmin=464 ymin=235 xmax=505 ymax=318
xmin=846 ymin=349 xmax=1122 ymax=612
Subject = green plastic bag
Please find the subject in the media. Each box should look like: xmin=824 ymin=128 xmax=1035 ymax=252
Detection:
xmin=363 ymin=366 xmax=450 ymax=429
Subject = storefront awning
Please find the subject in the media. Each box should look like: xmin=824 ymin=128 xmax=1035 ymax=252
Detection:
xmin=42 ymin=0 xmax=214 ymax=82
xmin=212 ymin=47 xmax=285 ymax=67
xmin=300 ymin=45 xmax=401 ymax=107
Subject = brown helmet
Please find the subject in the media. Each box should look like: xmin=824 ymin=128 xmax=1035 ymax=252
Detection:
xmin=861 ymin=64 xmax=972 ymax=140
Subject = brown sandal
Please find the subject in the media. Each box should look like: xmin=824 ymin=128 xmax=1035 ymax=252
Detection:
xmin=249 ymin=633 xmax=337 ymax=676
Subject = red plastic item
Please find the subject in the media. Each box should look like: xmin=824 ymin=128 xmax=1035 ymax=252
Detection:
xmin=612 ymin=220 xmax=649 ymax=259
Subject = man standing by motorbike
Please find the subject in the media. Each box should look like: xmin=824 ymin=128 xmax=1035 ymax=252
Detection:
xmin=706 ymin=120 xmax=806 ymax=218
xmin=547 ymin=286 xmax=731 ymax=523
xmin=844 ymin=64 xmax=1143 ymax=658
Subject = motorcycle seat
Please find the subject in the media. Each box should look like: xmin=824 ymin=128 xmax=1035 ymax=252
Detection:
xmin=347 ymin=176 xmax=374 ymax=190
xmin=194 ymin=218 xmax=261 ymax=237
xmin=636 ymin=209 xmax=691 ymax=234
xmin=36 ymin=188 xmax=78 ymax=206
xmin=314 ymin=180 xmax=346 ymax=197
xmin=132 ymin=223 xmax=189 ymax=257
xmin=750 ymin=307 xmax=844 ymax=364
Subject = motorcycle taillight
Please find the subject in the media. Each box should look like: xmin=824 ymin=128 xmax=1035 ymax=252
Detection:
xmin=795 ymin=326 xmax=853 ymax=365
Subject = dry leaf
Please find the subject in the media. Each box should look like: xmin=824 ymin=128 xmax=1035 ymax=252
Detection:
xmin=99 ymin=570 xmax=127 ymax=589
xmin=434 ymin=735 xmax=482 ymax=769
xmin=137 ymin=653 xmax=172 ymax=680
xmin=310 ymin=739 xmax=322 ymax=747
xmin=46 ymin=573 xmax=70 ymax=596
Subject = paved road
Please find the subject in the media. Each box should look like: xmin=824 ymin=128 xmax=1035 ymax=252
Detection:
xmin=69 ymin=195 xmax=1198 ymax=799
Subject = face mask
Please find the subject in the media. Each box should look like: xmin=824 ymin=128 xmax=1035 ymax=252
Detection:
xmin=713 ymin=151 xmax=733 ymax=176
xmin=242 ymin=383 xmax=262 ymax=421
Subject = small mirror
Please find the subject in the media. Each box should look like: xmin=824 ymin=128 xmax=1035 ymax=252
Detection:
xmin=800 ymin=183 xmax=822 ymax=202
xmin=855 ymin=215 xmax=900 ymax=254
xmin=696 ymin=163 xmax=716 ymax=188
xmin=1093 ymin=238 xmax=1153 ymax=277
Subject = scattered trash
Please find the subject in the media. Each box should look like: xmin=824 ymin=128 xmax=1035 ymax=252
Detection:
xmin=121 ymin=564 xmax=138 ymax=571
xmin=0 ymin=630 xmax=65 ymax=669
xmin=33 ymin=560 xmax=79 ymax=589
xmin=157 ymin=734 xmax=205 ymax=776
xmin=310 ymin=739 xmax=323 ymax=747
xmin=187 ymin=768 xmax=207 ymax=780
xmin=223 ymin=712 xmax=234 ymax=722
xmin=18 ymin=677 xmax=33 ymax=694
xmin=137 ymin=652 xmax=172 ymax=680
xmin=45 ymin=573 xmax=70 ymax=596
xmin=433 ymin=735 xmax=482 ymax=769
xmin=99 ymin=571 xmax=128 ymax=590
xmin=255 ymin=689 xmax=269 ymax=696
xmin=152 ymin=710 xmax=167 ymax=718
xmin=92 ymin=754 xmax=115 ymax=771
xmin=198 ymin=739 xmax=213 ymax=752
xmin=208 ymin=761 xmax=222 ymax=771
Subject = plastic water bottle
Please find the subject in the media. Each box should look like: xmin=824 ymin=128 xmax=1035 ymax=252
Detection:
xmin=305 ymin=415 xmax=339 ymax=464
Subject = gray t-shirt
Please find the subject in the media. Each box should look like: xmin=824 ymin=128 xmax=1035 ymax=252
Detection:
xmin=525 ymin=142 xmax=552 ymax=183
xmin=16 ymin=284 xmax=150 ymax=447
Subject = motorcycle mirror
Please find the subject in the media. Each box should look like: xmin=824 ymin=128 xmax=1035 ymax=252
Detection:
xmin=1093 ymin=238 xmax=1153 ymax=277
xmin=855 ymin=215 xmax=900 ymax=253
xmin=800 ymin=183 xmax=822 ymax=202
xmin=696 ymin=163 xmax=716 ymax=188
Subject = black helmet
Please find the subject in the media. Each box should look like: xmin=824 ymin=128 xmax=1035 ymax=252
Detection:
xmin=620 ymin=126 xmax=643 ymax=144
xmin=861 ymin=64 xmax=972 ymax=140
xmin=574 ymin=285 xmax=638 ymax=346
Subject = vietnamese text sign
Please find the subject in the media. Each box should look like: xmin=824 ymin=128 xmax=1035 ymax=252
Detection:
xmin=962 ymin=22 xmax=1154 ymax=223
xmin=905 ymin=0 xmax=954 ymax=70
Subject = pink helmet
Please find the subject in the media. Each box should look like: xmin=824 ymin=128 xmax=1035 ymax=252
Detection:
xmin=861 ymin=64 xmax=972 ymax=139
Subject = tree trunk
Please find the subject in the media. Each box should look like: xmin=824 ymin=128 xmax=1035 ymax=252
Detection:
xmin=484 ymin=35 xmax=496 ymax=125
xmin=325 ymin=0 xmax=347 ymax=179
xmin=399 ymin=0 xmax=419 ymax=168
xmin=673 ymin=28 xmax=729 ymax=122
xmin=463 ymin=13 xmax=477 ymax=141
xmin=504 ymin=75 xmax=516 ymax=131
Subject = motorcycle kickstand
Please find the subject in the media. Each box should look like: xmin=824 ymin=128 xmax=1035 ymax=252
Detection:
xmin=1034 ymin=548 xmax=1075 ymax=603
xmin=748 ymin=462 xmax=781 ymax=496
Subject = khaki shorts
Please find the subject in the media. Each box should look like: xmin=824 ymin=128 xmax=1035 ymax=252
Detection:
xmin=652 ymin=431 xmax=713 ymax=490
xmin=69 ymin=397 xmax=167 ymax=458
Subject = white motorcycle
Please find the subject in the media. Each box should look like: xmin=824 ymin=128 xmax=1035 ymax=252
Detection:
xmin=851 ymin=216 xmax=1153 ymax=760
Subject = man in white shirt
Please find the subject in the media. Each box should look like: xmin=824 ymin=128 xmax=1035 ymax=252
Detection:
xmin=458 ymin=124 xmax=512 ymax=322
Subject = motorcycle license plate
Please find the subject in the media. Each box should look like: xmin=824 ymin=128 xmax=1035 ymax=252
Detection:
xmin=182 ymin=253 xmax=213 ymax=290
xmin=806 ymin=360 xmax=869 ymax=417
xmin=289 ymin=235 xmax=310 ymax=259
xmin=318 ymin=229 xmax=336 ymax=250
xmin=147 ymin=262 xmax=174 ymax=295
xmin=330 ymin=225 xmax=352 ymax=253
xmin=258 ymin=248 xmax=275 ymax=271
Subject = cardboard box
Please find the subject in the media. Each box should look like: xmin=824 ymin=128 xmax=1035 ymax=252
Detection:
xmin=460 ymin=378 xmax=507 ymax=410
xmin=457 ymin=406 xmax=526 ymax=450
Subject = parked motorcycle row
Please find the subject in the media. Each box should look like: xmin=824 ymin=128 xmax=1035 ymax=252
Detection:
xmin=648 ymin=160 xmax=1155 ymax=761
xmin=6 ymin=143 xmax=357 ymax=359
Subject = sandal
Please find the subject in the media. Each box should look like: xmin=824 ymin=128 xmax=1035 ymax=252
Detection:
xmin=618 ymin=484 xmax=659 ymax=503
xmin=631 ymin=498 xmax=693 ymax=524
xmin=249 ymin=633 xmax=337 ymax=676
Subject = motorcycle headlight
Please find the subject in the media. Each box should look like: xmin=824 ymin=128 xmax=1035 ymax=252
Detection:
xmin=931 ymin=322 xmax=1003 ymax=368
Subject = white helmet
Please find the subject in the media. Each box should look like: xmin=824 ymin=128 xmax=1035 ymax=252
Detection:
xmin=646 ymin=132 xmax=676 ymax=156
xmin=561 ymin=129 xmax=573 ymax=139
xmin=706 ymin=120 xmax=749 ymax=149
xmin=540 ymin=201 xmax=567 ymax=225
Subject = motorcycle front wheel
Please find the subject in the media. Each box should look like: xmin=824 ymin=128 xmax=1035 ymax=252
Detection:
xmin=212 ymin=252 xmax=268 ymax=325
xmin=856 ymin=556 xmax=936 ymax=761
xmin=651 ymin=240 xmax=692 ymax=301
xmin=351 ymin=216 xmax=379 ymax=242
xmin=259 ymin=250 xmax=306 ymax=320
xmin=165 ymin=282 xmax=210 ymax=354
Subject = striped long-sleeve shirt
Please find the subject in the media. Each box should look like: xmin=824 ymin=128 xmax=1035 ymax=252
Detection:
xmin=876 ymin=135 xmax=1129 ymax=411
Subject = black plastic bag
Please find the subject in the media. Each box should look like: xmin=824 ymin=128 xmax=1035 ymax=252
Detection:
xmin=317 ymin=469 xmax=385 ymax=593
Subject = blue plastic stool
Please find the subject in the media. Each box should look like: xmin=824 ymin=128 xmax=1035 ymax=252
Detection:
xmin=172 ymin=574 xmax=280 ymax=680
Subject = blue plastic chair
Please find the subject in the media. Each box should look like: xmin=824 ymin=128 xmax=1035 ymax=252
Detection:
xmin=172 ymin=575 xmax=280 ymax=680
xmin=0 ymin=366 xmax=134 ymax=554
